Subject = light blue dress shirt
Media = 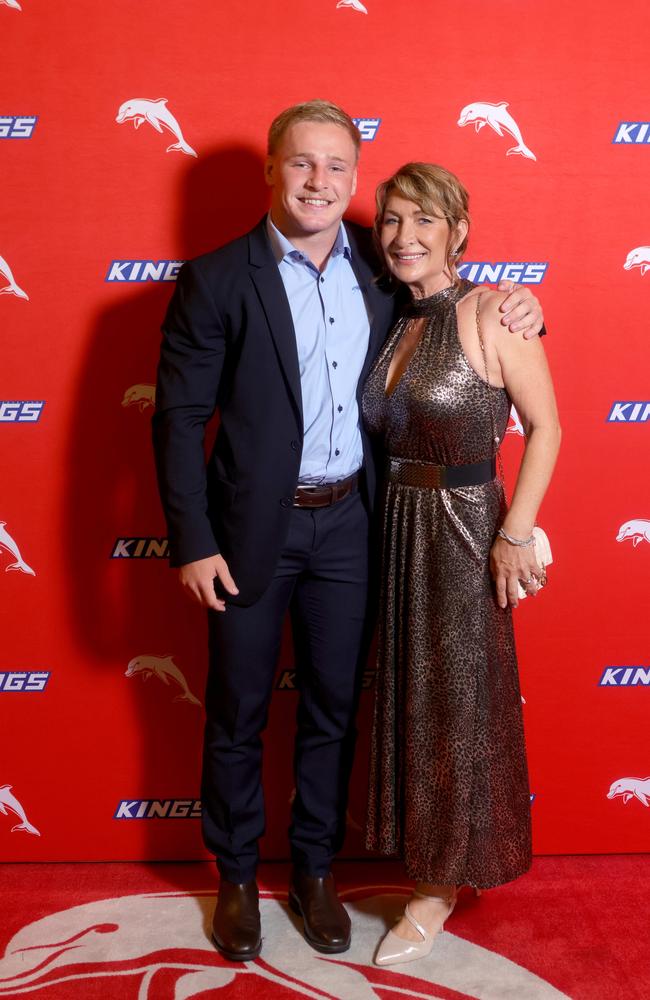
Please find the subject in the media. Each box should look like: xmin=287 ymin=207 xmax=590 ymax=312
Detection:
xmin=267 ymin=215 xmax=371 ymax=484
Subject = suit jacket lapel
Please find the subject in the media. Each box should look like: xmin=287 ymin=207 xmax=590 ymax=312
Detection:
xmin=248 ymin=219 xmax=303 ymax=423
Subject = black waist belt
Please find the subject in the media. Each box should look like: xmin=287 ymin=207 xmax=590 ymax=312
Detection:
xmin=388 ymin=456 xmax=496 ymax=489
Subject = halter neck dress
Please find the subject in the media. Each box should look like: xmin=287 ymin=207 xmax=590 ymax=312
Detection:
xmin=362 ymin=279 xmax=532 ymax=888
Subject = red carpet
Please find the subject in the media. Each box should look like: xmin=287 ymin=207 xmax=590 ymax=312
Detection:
xmin=0 ymin=857 xmax=647 ymax=1000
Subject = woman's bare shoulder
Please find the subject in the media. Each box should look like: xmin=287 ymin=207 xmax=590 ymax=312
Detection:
xmin=457 ymin=286 xmax=508 ymax=335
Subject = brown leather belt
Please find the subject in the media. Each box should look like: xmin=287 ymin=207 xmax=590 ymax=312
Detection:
xmin=388 ymin=456 xmax=496 ymax=489
xmin=293 ymin=472 xmax=359 ymax=508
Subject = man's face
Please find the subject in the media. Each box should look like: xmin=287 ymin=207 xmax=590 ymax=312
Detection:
xmin=265 ymin=121 xmax=358 ymax=241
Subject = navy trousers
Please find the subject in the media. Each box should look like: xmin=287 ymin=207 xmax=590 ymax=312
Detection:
xmin=201 ymin=489 xmax=371 ymax=883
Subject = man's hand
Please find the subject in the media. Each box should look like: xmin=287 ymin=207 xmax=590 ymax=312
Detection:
xmin=178 ymin=554 xmax=239 ymax=611
xmin=496 ymin=279 xmax=544 ymax=340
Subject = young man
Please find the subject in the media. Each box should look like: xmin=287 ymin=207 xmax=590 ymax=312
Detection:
xmin=153 ymin=100 xmax=544 ymax=961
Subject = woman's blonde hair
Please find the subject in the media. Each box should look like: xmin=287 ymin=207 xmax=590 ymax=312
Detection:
xmin=374 ymin=162 xmax=470 ymax=284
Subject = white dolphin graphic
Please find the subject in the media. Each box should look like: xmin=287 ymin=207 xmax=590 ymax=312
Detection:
xmin=0 ymin=255 xmax=29 ymax=300
xmin=0 ymin=521 xmax=35 ymax=575
xmin=116 ymin=98 xmax=197 ymax=157
xmin=121 ymin=383 xmax=156 ymax=412
xmin=336 ymin=0 xmax=368 ymax=12
xmin=0 ymin=888 xmax=571 ymax=999
xmin=623 ymin=246 xmax=650 ymax=275
xmin=126 ymin=654 xmax=202 ymax=706
xmin=0 ymin=785 xmax=40 ymax=836
xmin=507 ymin=405 xmax=525 ymax=436
xmin=616 ymin=518 xmax=650 ymax=547
xmin=607 ymin=776 xmax=650 ymax=807
xmin=458 ymin=101 xmax=537 ymax=161
xmin=0 ymin=0 xmax=22 ymax=10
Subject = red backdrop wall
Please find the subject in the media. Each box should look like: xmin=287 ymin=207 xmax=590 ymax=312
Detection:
xmin=2 ymin=0 xmax=649 ymax=862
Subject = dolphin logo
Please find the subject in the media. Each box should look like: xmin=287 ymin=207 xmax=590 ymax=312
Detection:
xmin=0 ymin=255 xmax=29 ymax=300
xmin=336 ymin=0 xmax=368 ymax=12
xmin=121 ymin=383 xmax=156 ymax=412
xmin=126 ymin=654 xmax=202 ymax=706
xmin=0 ymin=0 xmax=22 ymax=10
xmin=0 ymin=521 xmax=35 ymax=575
xmin=507 ymin=405 xmax=525 ymax=436
xmin=0 ymin=785 xmax=40 ymax=836
xmin=616 ymin=518 xmax=650 ymax=547
xmin=116 ymin=98 xmax=197 ymax=158
xmin=457 ymin=101 xmax=537 ymax=161
xmin=623 ymin=246 xmax=650 ymax=275
xmin=0 ymin=888 xmax=571 ymax=998
xmin=607 ymin=776 xmax=650 ymax=807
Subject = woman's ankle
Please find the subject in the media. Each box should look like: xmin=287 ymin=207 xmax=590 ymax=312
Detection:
xmin=413 ymin=881 xmax=455 ymax=899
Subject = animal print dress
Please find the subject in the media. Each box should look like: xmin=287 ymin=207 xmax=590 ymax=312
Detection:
xmin=362 ymin=280 xmax=532 ymax=888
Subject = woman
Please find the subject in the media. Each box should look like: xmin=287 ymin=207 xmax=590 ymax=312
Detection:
xmin=362 ymin=162 xmax=561 ymax=966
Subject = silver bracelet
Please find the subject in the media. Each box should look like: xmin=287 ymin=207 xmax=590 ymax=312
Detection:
xmin=497 ymin=527 xmax=535 ymax=547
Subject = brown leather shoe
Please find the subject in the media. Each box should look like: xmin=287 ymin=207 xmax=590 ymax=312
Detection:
xmin=211 ymin=879 xmax=261 ymax=961
xmin=288 ymin=868 xmax=351 ymax=954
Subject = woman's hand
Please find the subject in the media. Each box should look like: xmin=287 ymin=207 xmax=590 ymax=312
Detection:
xmin=490 ymin=536 xmax=545 ymax=609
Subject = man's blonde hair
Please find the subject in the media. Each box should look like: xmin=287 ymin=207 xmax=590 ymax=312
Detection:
xmin=374 ymin=162 xmax=470 ymax=284
xmin=267 ymin=100 xmax=361 ymax=159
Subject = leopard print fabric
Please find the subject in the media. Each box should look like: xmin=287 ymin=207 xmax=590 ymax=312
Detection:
xmin=362 ymin=280 xmax=532 ymax=889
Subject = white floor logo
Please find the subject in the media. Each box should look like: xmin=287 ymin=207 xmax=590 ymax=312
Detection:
xmin=0 ymin=0 xmax=22 ymax=10
xmin=458 ymin=101 xmax=537 ymax=161
xmin=607 ymin=776 xmax=650 ymax=807
xmin=126 ymin=654 xmax=202 ymax=707
xmin=336 ymin=0 xmax=368 ymax=12
xmin=122 ymin=384 xmax=156 ymax=411
xmin=116 ymin=99 xmax=197 ymax=158
xmin=0 ymin=521 xmax=35 ymax=575
xmin=0 ymin=255 xmax=28 ymax=300
xmin=0 ymin=784 xmax=40 ymax=836
xmin=616 ymin=519 xmax=650 ymax=547
xmin=0 ymin=889 xmax=570 ymax=999
xmin=623 ymin=246 xmax=650 ymax=275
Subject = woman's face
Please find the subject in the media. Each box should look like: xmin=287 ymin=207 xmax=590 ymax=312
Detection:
xmin=380 ymin=193 xmax=464 ymax=297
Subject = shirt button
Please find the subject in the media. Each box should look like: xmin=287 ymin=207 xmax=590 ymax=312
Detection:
xmin=290 ymin=440 xmax=299 ymax=451
xmin=320 ymin=276 xmax=324 ymax=283
xmin=332 ymin=361 xmax=337 ymax=369
xmin=335 ymin=449 xmax=340 ymax=456
xmin=329 ymin=317 xmax=335 ymax=324
xmin=337 ymin=405 xmax=343 ymax=413
xmin=280 ymin=497 xmax=292 ymax=508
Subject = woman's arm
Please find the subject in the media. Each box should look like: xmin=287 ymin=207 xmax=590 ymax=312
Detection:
xmin=478 ymin=292 xmax=561 ymax=609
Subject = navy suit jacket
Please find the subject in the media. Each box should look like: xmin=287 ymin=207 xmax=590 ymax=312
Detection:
xmin=152 ymin=217 xmax=398 ymax=605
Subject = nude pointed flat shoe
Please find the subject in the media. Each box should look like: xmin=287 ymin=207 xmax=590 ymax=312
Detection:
xmin=374 ymin=889 xmax=457 ymax=967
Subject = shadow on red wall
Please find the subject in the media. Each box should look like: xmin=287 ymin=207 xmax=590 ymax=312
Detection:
xmin=63 ymin=145 xmax=287 ymax=870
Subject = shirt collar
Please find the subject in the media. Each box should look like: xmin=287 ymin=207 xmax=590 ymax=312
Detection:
xmin=266 ymin=214 xmax=351 ymax=266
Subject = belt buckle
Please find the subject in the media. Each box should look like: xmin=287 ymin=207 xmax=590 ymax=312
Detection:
xmin=295 ymin=483 xmax=332 ymax=507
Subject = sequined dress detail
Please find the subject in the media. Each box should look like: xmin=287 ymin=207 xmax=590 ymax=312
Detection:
xmin=362 ymin=280 xmax=531 ymax=888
